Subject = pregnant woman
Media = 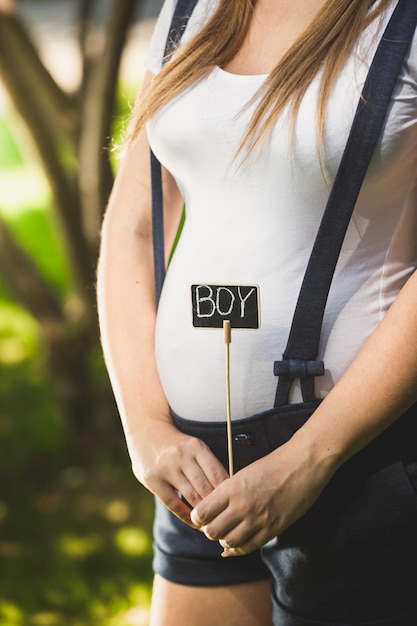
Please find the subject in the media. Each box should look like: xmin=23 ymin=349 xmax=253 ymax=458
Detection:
xmin=97 ymin=1 xmax=417 ymax=624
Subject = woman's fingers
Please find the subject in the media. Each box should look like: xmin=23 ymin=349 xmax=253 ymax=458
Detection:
xmin=158 ymin=460 xmax=228 ymax=527
xmin=190 ymin=480 xmax=230 ymax=528
xmin=190 ymin=438 xmax=334 ymax=556
xmin=156 ymin=482 xmax=202 ymax=526
xmin=190 ymin=467 xmax=259 ymax=533
xmin=165 ymin=437 xmax=229 ymax=510
xmin=180 ymin=439 xmax=229 ymax=498
xmin=136 ymin=426 xmax=229 ymax=526
xmin=219 ymin=526 xmax=267 ymax=558
xmin=195 ymin=501 xmax=270 ymax=554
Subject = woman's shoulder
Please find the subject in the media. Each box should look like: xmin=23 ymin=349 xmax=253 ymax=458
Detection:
xmin=145 ymin=0 xmax=219 ymax=75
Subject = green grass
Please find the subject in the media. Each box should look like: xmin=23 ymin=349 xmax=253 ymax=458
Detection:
xmin=0 ymin=94 xmax=154 ymax=625
xmin=0 ymin=323 xmax=155 ymax=625
xmin=0 ymin=463 xmax=154 ymax=626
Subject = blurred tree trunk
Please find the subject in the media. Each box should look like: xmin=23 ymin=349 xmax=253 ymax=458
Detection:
xmin=0 ymin=0 xmax=140 ymax=458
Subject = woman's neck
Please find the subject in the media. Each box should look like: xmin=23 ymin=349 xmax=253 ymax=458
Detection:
xmin=222 ymin=0 xmax=329 ymax=75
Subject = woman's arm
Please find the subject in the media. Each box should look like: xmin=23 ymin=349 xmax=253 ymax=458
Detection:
xmin=97 ymin=72 xmax=228 ymax=526
xmin=190 ymin=269 xmax=417 ymax=554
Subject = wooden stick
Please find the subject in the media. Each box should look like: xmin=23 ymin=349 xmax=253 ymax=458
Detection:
xmin=223 ymin=320 xmax=234 ymax=476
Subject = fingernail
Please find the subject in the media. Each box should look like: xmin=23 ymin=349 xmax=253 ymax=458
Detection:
xmin=190 ymin=508 xmax=201 ymax=527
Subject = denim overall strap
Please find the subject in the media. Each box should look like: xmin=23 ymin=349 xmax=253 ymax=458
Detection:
xmin=164 ymin=0 xmax=200 ymax=63
xmin=151 ymin=0 xmax=199 ymax=303
xmin=274 ymin=0 xmax=417 ymax=406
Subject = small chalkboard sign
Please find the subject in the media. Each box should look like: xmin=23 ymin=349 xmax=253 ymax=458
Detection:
xmin=191 ymin=284 xmax=260 ymax=329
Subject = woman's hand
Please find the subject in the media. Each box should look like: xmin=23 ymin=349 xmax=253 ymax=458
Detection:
xmin=190 ymin=434 xmax=336 ymax=556
xmin=131 ymin=418 xmax=229 ymax=527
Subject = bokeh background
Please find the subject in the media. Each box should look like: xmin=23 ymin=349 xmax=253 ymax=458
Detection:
xmin=0 ymin=1 xmax=164 ymax=624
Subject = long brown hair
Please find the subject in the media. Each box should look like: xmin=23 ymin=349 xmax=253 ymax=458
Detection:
xmin=130 ymin=0 xmax=393 ymax=156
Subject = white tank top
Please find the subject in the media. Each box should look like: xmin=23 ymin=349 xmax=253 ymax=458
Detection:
xmin=146 ymin=0 xmax=417 ymax=421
